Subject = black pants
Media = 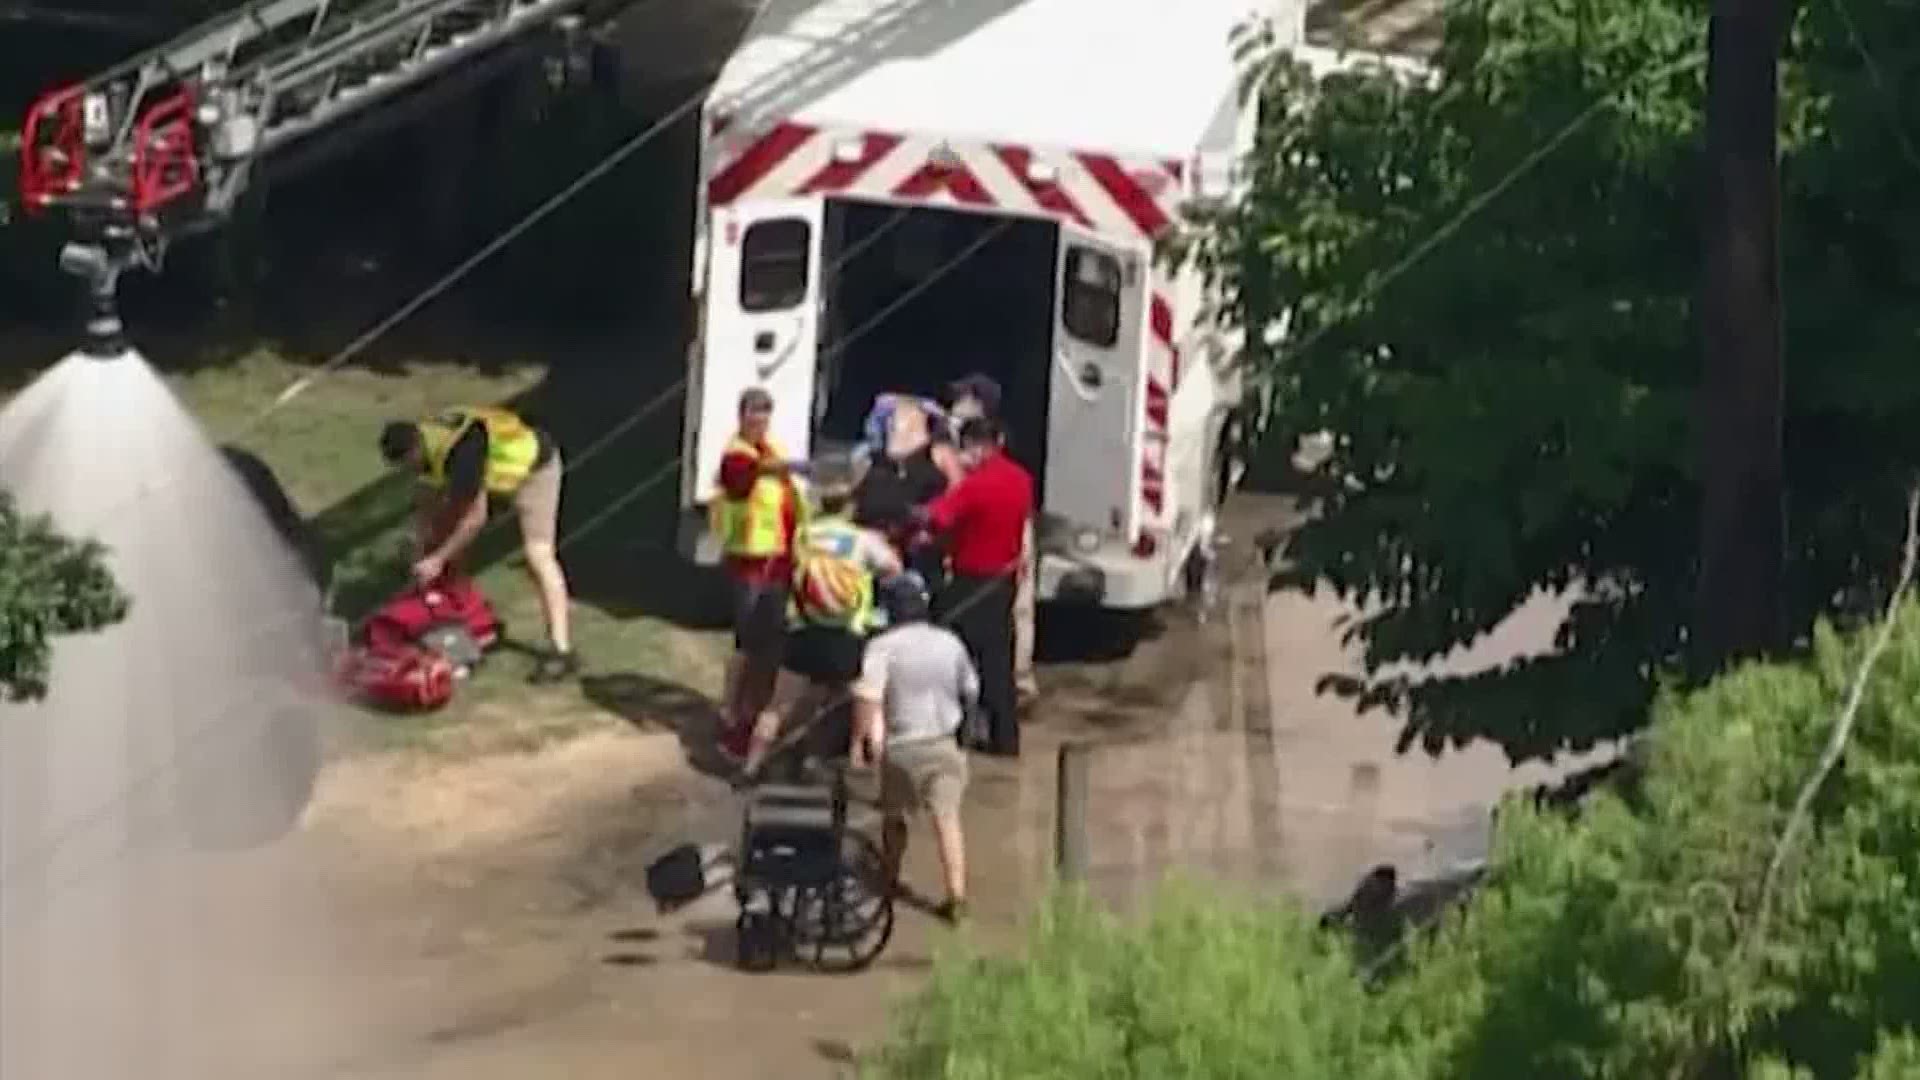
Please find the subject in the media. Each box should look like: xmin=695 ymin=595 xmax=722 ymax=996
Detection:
xmin=940 ymin=572 xmax=1017 ymax=756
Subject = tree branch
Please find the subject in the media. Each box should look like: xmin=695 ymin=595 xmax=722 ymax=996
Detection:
xmin=1743 ymin=482 xmax=1920 ymax=955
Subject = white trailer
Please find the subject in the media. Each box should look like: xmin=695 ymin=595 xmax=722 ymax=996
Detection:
xmin=677 ymin=0 xmax=1301 ymax=610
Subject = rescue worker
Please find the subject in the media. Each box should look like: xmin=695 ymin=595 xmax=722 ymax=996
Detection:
xmin=742 ymin=454 xmax=901 ymax=780
xmin=713 ymin=387 xmax=805 ymax=761
xmin=945 ymin=375 xmax=1038 ymax=707
xmin=378 ymin=406 xmax=576 ymax=683
xmin=917 ymin=416 xmax=1032 ymax=757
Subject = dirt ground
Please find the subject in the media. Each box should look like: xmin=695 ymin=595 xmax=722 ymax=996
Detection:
xmin=214 ymin=592 xmax=1207 ymax=1079
xmin=228 ymin=491 xmax=1604 ymax=1080
xmin=0 ymin=489 xmax=1609 ymax=1080
xmin=165 ymin=497 xmax=1260 ymax=1080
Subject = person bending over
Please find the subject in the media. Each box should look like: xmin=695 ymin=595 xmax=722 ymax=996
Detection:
xmin=379 ymin=406 xmax=576 ymax=683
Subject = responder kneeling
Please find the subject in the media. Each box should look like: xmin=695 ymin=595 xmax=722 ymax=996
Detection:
xmin=379 ymin=406 xmax=577 ymax=683
xmin=741 ymin=452 xmax=902 ymax=781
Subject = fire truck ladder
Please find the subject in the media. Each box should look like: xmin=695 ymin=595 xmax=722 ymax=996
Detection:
xmin=16 ymin=0 xmax=591 ymax=347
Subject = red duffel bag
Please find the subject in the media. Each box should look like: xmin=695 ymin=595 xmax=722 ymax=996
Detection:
xmin=364 ymin=577 xmax=502 ymax=654
xmin=338 ymin=577 xmax=502 ymax=712
xmin=337 ymin=644 xmax=456 ymax=712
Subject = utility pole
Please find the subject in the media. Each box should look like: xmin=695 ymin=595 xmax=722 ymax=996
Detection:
xmin=1695 ymin=0 xmax=1786 ymax=674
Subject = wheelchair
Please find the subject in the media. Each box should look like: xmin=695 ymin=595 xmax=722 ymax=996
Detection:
xmin=731 ymin=705 xmax=896 ymax=973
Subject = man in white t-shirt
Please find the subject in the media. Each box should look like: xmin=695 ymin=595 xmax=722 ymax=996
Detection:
xmin=853 ymin=574 xmax=975 ymax=923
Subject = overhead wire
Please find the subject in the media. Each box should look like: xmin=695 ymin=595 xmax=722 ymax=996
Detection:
xmin=4 ymin=14 xmax=1715 ymax=920
xmin=0 ymin=211 xmax=1009 ymax=916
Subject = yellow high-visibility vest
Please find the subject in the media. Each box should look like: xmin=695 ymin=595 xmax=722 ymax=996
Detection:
xmin=711 ymin=434 xmax=801 ymax=558
xmin=788 ymin=515 xmax=876 ymax=634
xmin=418 ymin=407 xmax=542 ymax=495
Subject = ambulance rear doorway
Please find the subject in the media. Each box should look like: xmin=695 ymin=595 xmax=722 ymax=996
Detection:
xmin=814 ymin=199 xmax=1058 ymax=482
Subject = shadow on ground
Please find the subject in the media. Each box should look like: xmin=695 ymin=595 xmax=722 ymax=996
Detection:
xmin=580 ymin=671 xmax=732 ymax=779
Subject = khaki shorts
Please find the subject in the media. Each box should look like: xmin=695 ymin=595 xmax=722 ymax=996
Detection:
xmin=880 ymin=737 xmax=968 ymax=819
xmin=511 ymin=453 xmax=563 ymax=545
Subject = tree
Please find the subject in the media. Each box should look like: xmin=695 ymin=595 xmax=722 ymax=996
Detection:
xmin=870 ymin=599 xmax=1920 ymax=1077
xmin=0 ymin=491 xmax=128 ymax=700
xmin=1172 ymin=0 xmax=1920 ymax=762
xmin=1695 ymin=0 xmax=1787 ymax=671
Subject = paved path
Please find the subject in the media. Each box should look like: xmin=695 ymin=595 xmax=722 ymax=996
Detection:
xmin=1062 ymin=493 xmax=1610 ymax=914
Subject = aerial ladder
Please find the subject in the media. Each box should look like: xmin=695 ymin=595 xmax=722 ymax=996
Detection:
xmin=15 ymin=0 xmax=598 ymax=353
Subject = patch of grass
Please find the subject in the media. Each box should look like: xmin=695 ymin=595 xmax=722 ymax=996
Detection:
xmin=0 ymin=333 xmax=723 ymax=756
xmin=162 ymin=348 xmax=722 ymax=756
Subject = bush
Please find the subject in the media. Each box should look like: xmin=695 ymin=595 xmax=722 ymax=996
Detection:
xmin=871 ymin=601 xmax=1920 ymax=1078
xmin=870 ymin=884 xmax=1409 ymax=1080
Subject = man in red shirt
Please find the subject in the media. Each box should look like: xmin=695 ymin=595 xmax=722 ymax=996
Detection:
xmin=919 ymin=416 xmax=1034 ymax=757
xmin=713 ymin=388 xmax=802 ymax=760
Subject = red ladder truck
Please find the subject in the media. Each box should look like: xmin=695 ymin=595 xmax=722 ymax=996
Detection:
xmin=15 ymin=0 xmax=597 ymax=351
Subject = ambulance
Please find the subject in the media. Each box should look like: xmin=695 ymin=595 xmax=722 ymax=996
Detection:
xmin=677 ymin=0 xmax=1309 ymax=609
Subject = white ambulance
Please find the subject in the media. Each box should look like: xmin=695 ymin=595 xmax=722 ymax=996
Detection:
xmin=677 ymin=0 xmax=1305 ymax=610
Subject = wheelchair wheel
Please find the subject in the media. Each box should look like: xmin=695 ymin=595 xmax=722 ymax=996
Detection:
xmin=735 ymin=910 xmax=783 ymax=973
xmin=787 ymin=832 xmax=895 ymax=973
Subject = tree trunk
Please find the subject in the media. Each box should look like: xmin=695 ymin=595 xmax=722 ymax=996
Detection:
xmin=1694 ymin=0 xmax=1786 ymax=675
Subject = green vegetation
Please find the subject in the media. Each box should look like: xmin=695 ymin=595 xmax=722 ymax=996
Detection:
xmin=0 ymin=494 xmax=128 ymax=700
xmin=1172 ymin=0 xmax=1920 ymax=762
xmin=873 ymin=599 xmax=1920 ymax=1078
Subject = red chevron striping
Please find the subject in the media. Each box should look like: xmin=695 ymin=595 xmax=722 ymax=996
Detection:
xmin=1078 ymin=153 xmax=1172 ymax=236
xmin=708 ymin=122 xmax=816 ymax=206
xmin=992 ymin=145 xmax=1093 ymax=228
xmin=797 ymin=132 xmax=903 ymax=195
xmin=892 ymin=159 xmax=994 ymax=205
xmin=1145 ymin=378 xmax=1171 ymax=430
xmin=1150 ymin=294 xmax=1174 ymax=345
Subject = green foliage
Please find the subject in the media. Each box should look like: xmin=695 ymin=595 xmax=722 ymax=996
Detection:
xmin=1175 ymin=0 xmax=1920 ymax=762
xmin=0 ymin=492 xmax=128 ymax=700
xmin=870 ymin=885 xmax=1402 ymax=1080
xmin=872 ymin=603 xmax=1920 ymax=1077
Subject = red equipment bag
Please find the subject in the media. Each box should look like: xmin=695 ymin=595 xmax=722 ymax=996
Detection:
xmin=337 ymin=645 xmax=456 ymax=712
xmin=338 ymin=577 xmax=502 ymax=712
xmin=363 ymin=577 xmax=502 ymax=654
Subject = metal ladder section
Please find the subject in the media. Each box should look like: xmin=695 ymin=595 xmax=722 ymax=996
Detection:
xmin=19 ymin=0 xmax=589 ymax=225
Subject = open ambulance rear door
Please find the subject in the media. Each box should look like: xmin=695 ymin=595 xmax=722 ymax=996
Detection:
xmin=1041 ymin=221 xmax=1158 ymax=606
xmin=682 ymin=196 xmax=825 ymax=563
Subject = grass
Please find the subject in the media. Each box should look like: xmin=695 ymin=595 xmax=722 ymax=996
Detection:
xmin=187 ymin=348 xmax=729 ymax=754
xmin=10 ymin=339 xmax=728 ymax=757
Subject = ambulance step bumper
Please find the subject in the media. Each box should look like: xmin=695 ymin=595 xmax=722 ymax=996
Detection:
xmin=1036 ymin=548 xmax=1173 ymax=611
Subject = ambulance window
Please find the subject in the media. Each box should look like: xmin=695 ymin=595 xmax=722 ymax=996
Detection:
xmin=1062 ymin=246 xmax=1121 ymax=347
xmin=740 ymin=218 xmax=811 ymax=312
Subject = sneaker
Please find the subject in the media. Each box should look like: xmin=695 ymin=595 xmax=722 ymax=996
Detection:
xmin=528 ymin=650 xmax=580 ymax=685
xmin=719 ymin=723 xmax=753 ymax=763
xmin=934 ymin=898 xmax=969 ymax=926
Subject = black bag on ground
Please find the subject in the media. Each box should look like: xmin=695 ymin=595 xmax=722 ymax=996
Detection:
xmin=646 ymin=843 xmax=708 ymax=910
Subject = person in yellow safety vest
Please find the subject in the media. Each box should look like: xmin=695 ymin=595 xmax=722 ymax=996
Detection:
xmin=741 ymin=453 xmax=901 ymax=781
xmin=379 ymin=406 xmax=576 ymax=683
xmin=714 ymin=387 xmax=808 ymax=762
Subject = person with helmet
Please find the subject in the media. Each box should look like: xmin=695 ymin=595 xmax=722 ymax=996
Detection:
xmin=712 ymin=387 xmax=806 ymax=761
xmin=741 ymin=453 xmax=901 ymax=780
xmin=379 ymin=405 xmax=575 ymax=683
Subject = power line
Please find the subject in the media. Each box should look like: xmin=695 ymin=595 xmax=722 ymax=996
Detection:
xmin=3 ymin=14 xmax=1719 ymax=921
xmin=0 ymin=211 xmax=1005 ymax=913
